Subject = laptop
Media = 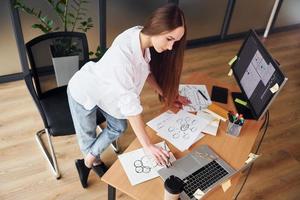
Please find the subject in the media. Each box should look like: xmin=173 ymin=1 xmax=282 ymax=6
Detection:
xmin=158 ymin=145 xmax=259 ymax=200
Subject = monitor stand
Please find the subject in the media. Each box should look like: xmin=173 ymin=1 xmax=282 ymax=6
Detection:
xmin=231 ymin=92 xmax=255 ymax=120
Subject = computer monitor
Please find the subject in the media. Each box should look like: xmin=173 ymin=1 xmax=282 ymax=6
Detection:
xmin=231 ymin=29 xmax=288 ymax=120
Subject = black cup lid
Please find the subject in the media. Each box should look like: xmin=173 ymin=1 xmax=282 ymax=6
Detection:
xmin=164 ymin=175 xmax=184 ymax=194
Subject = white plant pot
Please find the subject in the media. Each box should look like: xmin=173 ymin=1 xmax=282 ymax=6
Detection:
xmin=52 ymin=55 xmax=79 ymax=87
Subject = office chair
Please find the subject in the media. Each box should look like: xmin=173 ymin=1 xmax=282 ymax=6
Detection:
xmin=25 ymin=32 xmax=119 ymax=179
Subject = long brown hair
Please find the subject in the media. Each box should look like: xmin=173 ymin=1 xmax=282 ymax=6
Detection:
xmin=141 ymin=3 xmax=186 ymax=106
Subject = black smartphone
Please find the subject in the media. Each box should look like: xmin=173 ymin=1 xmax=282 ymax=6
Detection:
xmin=211 ymin=86 xmax=228 ymax=104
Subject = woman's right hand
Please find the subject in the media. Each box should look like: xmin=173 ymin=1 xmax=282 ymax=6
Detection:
xmin=143 ymin=143 xmax=170 ymax=166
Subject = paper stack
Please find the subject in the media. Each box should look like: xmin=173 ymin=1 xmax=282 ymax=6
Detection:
xmin=203 ymin=103 xmax=228 ymax=122
xmin=197 ymin=111 xmax=220 ymax=136
xmin=147 ymin=110 xmax=211 ymax=152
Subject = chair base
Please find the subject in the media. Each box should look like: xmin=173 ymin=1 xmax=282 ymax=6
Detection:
xmin=35 ymin=129 xmax=61 ymax=179
xmin=110 ymin=140 xmax=120 ymax=154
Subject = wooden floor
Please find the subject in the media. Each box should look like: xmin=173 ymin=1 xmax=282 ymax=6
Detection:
xmin=0 ymin=29 xmax=299 ymax=200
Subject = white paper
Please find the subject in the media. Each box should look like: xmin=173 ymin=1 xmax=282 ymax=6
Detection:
xmin=252 ymin=50 xmax=275 ymax=85
xmin=179 ymin=84 xmax=212 ymax=112
xmin=197 ymin=111 xmax=220 ymax=136
xmin=270 ymin=83 xmax=279 ymax=93
xmin=221 ymin=179 xmax=232 ymax=192
xmin=146 ymin=110 xmax=175 ymax=132
xmin=228 ymin=68 xmax=233 ymax=76
xmin=202 ymin=108 xmax=227 ymax=122
xmin=245 ymin=153 xmax=260 ymax=164
xmin=118 ymin=142 xmax=176 ymax=186
xmin=193 ymin=132 xmax=206 ymax=143
xmin=241 ymin=63 xmax=260 ymax=98
xmin=157 ymin=110 xmax=209 ymax=151
xmin=193 ymin=188 xmax=205 ymax=199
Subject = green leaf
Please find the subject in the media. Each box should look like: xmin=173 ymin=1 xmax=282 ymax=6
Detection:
xmin=55 ymin=2 xmax=64 ymax=15
xmin=48 ymin=20 xmax=54 ymax=27
xmin=32 ymin=24 xmax=50 ymax=33
xmin=40 ymin=16 xmax=48 ymax=23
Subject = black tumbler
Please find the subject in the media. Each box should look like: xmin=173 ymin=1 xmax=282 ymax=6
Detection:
xmin=164 ymin=175 xmax=184 ymax=200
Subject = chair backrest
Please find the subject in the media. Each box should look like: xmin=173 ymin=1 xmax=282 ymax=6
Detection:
xmin=25 ymin=31 xmax=89 ymax=98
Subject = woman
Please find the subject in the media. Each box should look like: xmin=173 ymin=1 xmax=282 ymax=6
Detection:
xmin=67 ymin=3 xmax=190 ymax=188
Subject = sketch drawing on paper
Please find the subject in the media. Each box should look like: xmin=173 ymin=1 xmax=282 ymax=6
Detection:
xmin=179 ymin=84 xmax=212 ymax=112
xmin=146 ymin=110 xmax=175 ymax=132
xmin=179 ymin=86 xmax=200 ymax=111
xmin=118 ymin=141 xmax=175 ymax=185
xmin=133 ymin=155 xmax=158 ymax=174
xmin=167 ymin=117 xmax=198 ymax=139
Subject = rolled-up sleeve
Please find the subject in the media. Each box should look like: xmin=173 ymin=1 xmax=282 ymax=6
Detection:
xmin=114 ymin=62 xmax=144 ymax=117
xmin=118 ymin=92 xmax=143 ymax=117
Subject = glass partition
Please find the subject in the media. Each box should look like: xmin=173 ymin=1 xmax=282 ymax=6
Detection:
xmin=2 ymin=0 xmax=300 ymax=78
xmin=228 ymin=0 xmax=275 ymax=34
xmin=0 ymin=0 xmax=22 ymax=75
xmin=107 ymin=0 xmax=166 ymax=46
xmin=179 ymin=0 xmax=228 ymax=39
xmin=274 ymin=0 xmax=300 ymax=27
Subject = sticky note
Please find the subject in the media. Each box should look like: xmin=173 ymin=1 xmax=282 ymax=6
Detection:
xmin=227 ymin=69 xmax=233 ymax=76
xmin=245 ymin=156 xmax=252 ymax=164
xmin=204 ymin=104 xmax=228 ymax=122
xmin=221 ymin=179 xmax=231 ymax=192
xmin=245 ymin=153 xmax=260 ymax=164
xmin=270 ymin=83 xmax=279 ymax=93
xmin=193 ymin=188 xmax=205 ymax=199
xmin=234 ymin=98 xmax=248 ymax=107
xmin=228 ymin=55 xmax=237 ymax=66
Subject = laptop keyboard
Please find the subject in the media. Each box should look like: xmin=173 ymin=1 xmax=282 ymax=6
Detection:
xmin=182 ymin=160 xmax=229 ymax=198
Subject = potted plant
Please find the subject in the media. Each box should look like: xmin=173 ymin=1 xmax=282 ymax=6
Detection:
xmin=15 ymin=0 xmax=102 ymax=85
xmin=49 ymin=37 xmax=81 ymax=86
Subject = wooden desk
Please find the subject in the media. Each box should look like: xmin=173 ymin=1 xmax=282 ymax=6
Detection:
xmin=101 ymin=73 xmax=264 ymax=200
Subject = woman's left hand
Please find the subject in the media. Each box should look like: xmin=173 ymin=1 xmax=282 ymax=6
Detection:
xmin=173 ymin=94 xmax=191 ymax=108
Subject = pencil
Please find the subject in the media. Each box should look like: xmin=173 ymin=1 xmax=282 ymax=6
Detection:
xmin=198 ymin=89 xmax=208 ymax=100
xmin=163 ymin=142 xmax=172 ymax=167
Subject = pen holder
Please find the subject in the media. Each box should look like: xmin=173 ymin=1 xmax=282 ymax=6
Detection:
xmin=226 ymin=121 xmax=242 ymax=137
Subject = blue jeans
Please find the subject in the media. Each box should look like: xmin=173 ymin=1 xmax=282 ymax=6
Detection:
xmin=67 ymin=89 xmax=127 ymax=161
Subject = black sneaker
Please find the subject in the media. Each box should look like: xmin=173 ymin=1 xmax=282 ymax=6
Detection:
xmin=92 ymin=162 xmax=109 ymax=177
xmin=75 ymin=159 xmax=91 ymax=188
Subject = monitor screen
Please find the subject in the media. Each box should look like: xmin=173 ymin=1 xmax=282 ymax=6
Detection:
xmin=231 ymin=30 xmax=287 ymax=120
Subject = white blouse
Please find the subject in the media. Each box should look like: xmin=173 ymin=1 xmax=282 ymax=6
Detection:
xmin=68 ymin=26 xmax=151 ymax=119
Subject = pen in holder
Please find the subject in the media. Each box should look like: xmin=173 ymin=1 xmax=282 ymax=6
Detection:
xmin=226 ymin=112 xmax=244 ymax=137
